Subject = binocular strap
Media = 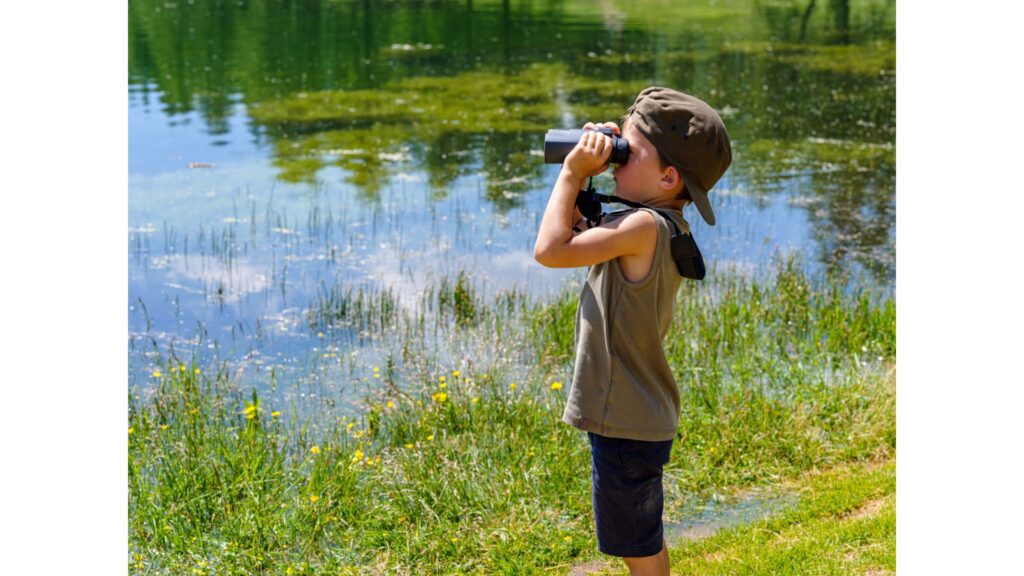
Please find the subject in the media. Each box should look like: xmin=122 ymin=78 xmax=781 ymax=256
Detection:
xmin=574 ymin=182 xmax=706 ymax=280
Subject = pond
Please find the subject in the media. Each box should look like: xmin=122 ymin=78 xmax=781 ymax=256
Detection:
xmin=128 ymin=0 xmax=895 ymax=418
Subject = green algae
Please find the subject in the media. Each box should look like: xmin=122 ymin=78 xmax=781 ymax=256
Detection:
xmin=250 ymin=64 xmax=649 ymax=195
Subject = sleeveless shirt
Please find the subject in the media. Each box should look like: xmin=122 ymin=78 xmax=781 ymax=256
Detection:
xmin=561 ymin=206 xmax=690 ymax=442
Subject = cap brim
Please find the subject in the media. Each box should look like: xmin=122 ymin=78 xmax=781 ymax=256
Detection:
xmin=682 ymin=174 xmax=716 ymax=226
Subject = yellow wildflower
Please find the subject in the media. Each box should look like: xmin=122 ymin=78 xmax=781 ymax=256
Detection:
xmin=564 ymin=535 xmax=572 ymax=543
xmin=439 ymin=375 xmax=446 ymax=383
xmin=374 ymin=373 xmax=381 ymax=379
xmin=452 ymin=370 xmax=461 ymax=378
xmin=387 ymin=400 xmax=395 ymax=409
xmin=417 ymin=400 xmax=423 ymax=407
xmin=432 ymin=392 xmax=448 ymax=403
xmin=439 ymin=381 xmax=446 ymax=389
xmin=426 ymin=434 xmax=434 ymax=441
xmin=352 ymin=449 xmax=364 ymax=463
xmin=550 ymin=381 xmax=563 ymax=391
xmin=404 ymin=443 xmax=414 ymax=449
xmin=271 ymin=411 xmax=281 ymax=419
xmin=509 ymin=382 xmax=517 ymax=391
xmin=179 ymin=365 xmax=186 ymax=373
xmin=373 ymin=366 xmax=380 ymax=372
xmin=152 ymin=370 xmax=162 ymax=378
xmin=347 ymin=422 xmax=355 ymax=430
xmin=471 ymin=397 xmax=479 ymax=404
xmin=310 ymin=446 xmax=321 ymax=455
xmin=128 ymin=427 xmax=134 ymax=435
xmin=194 ymin=368 xmax=200 ymax=375
xmin=160 ymin=424 xmax=169 ymax=431
xmin=482 ymin=373 xmax=488 ymax=379
xmin=309 ymin=494 xmax=319 ymax=503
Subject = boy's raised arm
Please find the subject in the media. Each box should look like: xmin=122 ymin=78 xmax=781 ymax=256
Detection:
xmin=533 ymin=129 xmax=655 ymax=269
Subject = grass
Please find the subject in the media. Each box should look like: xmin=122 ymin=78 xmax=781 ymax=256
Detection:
xmin=670 ymin=456 xmax=895 ymax=575
xmin=129 ymin=260 xmax=894 ymax=574
xmin=580 ymin=456 xmax=895 ymax=575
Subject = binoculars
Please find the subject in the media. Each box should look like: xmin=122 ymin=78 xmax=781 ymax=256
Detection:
xmin=543 ymin=128 xmax=630 ymax=165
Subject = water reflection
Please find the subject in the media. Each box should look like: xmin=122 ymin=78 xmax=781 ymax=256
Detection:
xmin=129 ymin=0 xmax=895 ymax=397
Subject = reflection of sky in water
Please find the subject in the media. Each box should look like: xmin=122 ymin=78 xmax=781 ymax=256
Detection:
xmin=130 ymin=90 xmax=886 ymax=417
xmin=129 ymin=90 xmax=261 ymax=174
xmin=664 ymin=487 xmax=799 ymax=543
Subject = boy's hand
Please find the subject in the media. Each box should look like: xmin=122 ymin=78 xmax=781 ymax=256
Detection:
xmin=563 ymin=122 xmax=621 ymax=181
xmin=535 ymin=120 xmax=655 ymax=270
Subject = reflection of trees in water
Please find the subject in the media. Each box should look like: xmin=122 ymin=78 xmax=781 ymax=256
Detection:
xmin=807 ymin=164 xmax=895 ymax=282
xmin=732 ymin=134 xmax=895 ymax=282
xmin=129 ymin=0 xmax=895 ymax=276
xmin=127 ymin=0 xmax=598 ymax=124
xmin=757 ymin=0 xmax=893 ymax=44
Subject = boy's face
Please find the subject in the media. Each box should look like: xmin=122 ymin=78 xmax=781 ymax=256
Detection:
xmin=612 ymin=118 xmax=677 ymax=202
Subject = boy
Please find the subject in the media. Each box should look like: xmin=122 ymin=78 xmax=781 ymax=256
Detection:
xmin=533 ymin=87 xmax=731 ymax=575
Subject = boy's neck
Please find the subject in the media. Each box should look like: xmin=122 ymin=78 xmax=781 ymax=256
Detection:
xmin=627 ymin=193 xmax=685 ymax=212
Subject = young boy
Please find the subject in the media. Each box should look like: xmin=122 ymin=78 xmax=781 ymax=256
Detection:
xmin=534 ymin=87 xmax=731 ymax=575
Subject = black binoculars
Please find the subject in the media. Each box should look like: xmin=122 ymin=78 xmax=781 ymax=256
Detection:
xmin=543 ymin=128 xmax=630 ymax=165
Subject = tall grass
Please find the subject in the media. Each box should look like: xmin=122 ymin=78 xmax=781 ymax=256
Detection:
xmin=129 ymin=259 xmax=894 ymax=574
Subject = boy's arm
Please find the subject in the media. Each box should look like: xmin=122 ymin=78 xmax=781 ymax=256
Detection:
xmin=534 ymin=130 xmax=656 ymax=268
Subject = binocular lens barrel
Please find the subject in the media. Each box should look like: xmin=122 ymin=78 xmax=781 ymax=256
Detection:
xmin=543 ymin=128 xmax=630 ymax=165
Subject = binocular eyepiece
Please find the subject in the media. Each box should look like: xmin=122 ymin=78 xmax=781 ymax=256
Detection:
xmin=543 ymin=128 xmax=630 ymax=165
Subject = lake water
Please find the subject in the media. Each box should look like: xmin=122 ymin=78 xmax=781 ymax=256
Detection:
xmin=128 ymin=0 xmax=895 ymax=415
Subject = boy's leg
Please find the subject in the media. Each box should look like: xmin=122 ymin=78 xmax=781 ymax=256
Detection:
xmin=622 ymin=538 xmax=669 ymax=576
xmin=588 ymin=432 xmax=674 ymax=571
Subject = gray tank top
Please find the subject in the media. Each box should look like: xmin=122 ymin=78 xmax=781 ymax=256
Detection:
xmin=561 ymin=206 xmax=689 ymax=442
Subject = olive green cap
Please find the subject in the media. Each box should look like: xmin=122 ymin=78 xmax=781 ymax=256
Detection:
xmin=626 ymin=87 xmax=732 ymax=226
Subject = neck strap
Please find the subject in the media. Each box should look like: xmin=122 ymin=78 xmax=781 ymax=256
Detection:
xmin=578 ymin=178 xmax=684 ymax=236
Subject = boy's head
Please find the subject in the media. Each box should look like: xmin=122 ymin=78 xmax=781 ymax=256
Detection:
xmin=621 ymin=87 xmax=732 ymax=226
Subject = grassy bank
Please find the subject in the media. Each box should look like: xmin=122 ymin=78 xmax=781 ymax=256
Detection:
xmin=578 ymin=456 xmax=896 ymax=575
xmin=672 ymin=456 xmax=895 ymax=575
xmin=129 ymin=262 xmax=894 ymax=574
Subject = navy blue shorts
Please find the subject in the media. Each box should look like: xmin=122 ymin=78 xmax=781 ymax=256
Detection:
xmin=588 ymin=431 xmax=674 ymax=558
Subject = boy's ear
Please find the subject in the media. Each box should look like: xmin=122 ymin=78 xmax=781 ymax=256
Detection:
xmin=659 ymin=165 xmax=682 ymax=192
